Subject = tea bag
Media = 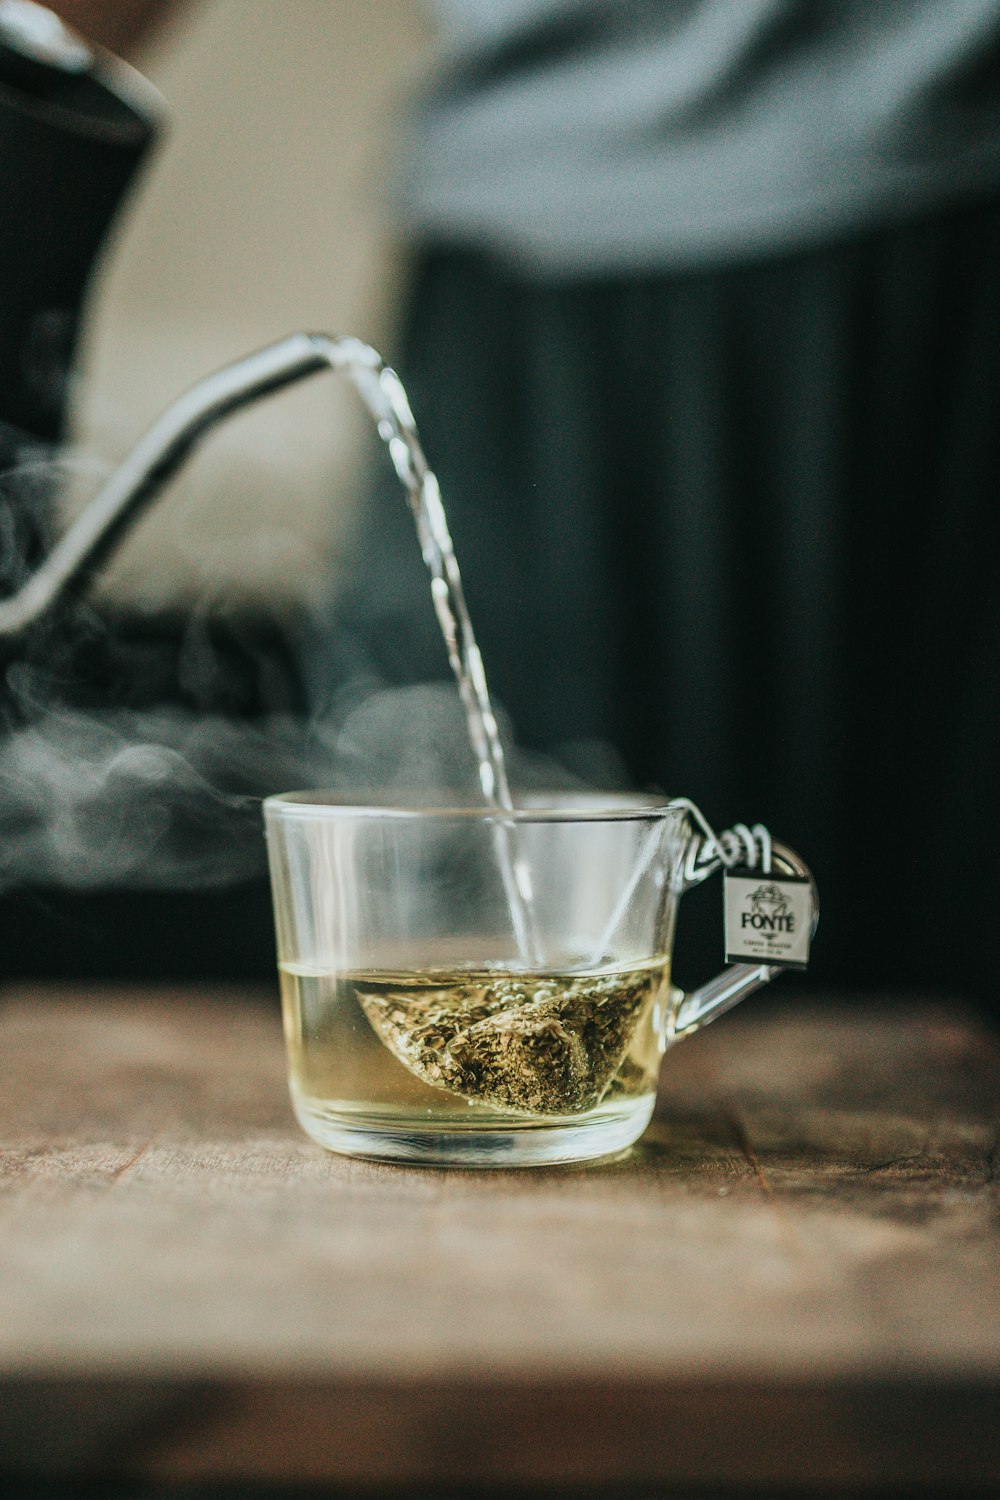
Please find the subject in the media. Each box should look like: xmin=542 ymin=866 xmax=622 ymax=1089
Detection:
xmin=357 ymin=972 xmax=650 ymax=1115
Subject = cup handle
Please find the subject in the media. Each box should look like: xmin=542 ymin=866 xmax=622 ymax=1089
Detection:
xmin=670 ymin=840 xmax=819 ymax=1038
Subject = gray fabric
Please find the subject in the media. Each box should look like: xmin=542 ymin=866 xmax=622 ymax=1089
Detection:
xmin=401 ymin=0 xmax=1000 ymax=273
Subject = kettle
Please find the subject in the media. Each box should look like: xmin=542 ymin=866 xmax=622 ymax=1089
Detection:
xmin=0 ymin=0 xmax=161 ymax=612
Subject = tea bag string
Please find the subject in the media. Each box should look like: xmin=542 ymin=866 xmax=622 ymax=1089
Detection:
xmin=592 ymin=801 xmax=772 ymax=963
xmin=672 ymin=798 xmax=772 ymax=883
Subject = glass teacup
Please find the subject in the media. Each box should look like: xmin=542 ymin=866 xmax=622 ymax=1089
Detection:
xmin=264 ymin=792 xmax=816 ymax=1167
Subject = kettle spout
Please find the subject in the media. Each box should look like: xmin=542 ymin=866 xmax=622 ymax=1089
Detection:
xmin=0 ymin=332 xmax=385 ymax=640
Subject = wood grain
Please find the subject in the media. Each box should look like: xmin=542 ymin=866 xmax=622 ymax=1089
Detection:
xmin=0 ymin=984 xmax=997 ymax=1487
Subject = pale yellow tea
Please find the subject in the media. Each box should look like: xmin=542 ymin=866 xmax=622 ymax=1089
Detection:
xmin=281 ymin=958 xmax=671 ymax=1133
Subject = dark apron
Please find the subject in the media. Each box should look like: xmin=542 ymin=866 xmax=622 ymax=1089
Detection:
xmin=319 ymin=201 xmax=1000 ymax=1003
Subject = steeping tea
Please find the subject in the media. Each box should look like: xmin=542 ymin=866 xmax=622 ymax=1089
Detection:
xmin=281 ymin=957 xmax=670 ymax=1133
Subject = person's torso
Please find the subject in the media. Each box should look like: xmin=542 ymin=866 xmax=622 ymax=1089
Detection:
xmin=401 ymin=0 xmax=1000 ymax=273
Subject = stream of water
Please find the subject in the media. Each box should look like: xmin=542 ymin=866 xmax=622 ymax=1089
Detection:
xmin=317 ymin=336 xmax=539 ymax=964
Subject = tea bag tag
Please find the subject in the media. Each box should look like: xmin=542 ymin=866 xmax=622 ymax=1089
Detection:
xmin=724 ymin=867 xmax=812 ymax=970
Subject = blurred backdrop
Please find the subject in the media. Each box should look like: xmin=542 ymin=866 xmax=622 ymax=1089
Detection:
xmin=2 ymin=0 xmax=998 ymax=1009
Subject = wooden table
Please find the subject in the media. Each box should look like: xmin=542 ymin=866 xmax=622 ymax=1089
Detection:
xmin=1 ymin=984 xmax=997 ymax=1492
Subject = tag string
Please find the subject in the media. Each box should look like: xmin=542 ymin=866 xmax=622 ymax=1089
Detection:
xmin=668 ymin=799 xmax=773 ymax=885
xmin=591 ymin=800 xmax=773 ymax=963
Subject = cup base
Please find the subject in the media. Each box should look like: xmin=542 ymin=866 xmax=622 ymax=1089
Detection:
xmin=290 ymin=1093 xmax=656 ymax=1168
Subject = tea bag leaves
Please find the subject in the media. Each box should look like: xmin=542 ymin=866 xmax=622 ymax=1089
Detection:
xmin=357 ymin=972 xmax=651 ymax=1115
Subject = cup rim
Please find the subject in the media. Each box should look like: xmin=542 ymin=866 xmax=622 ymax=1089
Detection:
xmin=262 ymin=790 xmax=688 ymax=824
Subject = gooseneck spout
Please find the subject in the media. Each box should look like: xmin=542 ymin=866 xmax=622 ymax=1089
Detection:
xmin=0 ymin=332 xmax=393 ymax=640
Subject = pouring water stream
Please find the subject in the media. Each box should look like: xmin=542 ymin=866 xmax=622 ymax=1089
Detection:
xmin=321 ymin=337 xmax=541 ymax=966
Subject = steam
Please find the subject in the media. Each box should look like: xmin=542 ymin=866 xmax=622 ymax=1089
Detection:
xmin=0 ymin=420 xmax=623 ymax=895
xmin=0 ymin=671 xmax=611 ymax=892
xmin=0 ymin=698 xmax=316 ymax=889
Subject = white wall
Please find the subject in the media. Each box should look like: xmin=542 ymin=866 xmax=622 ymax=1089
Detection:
xmin=71 ymin=0 xmax=432 ymax=611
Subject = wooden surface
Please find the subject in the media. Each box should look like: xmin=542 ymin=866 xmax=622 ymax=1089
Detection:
xmin=0 ymin=984 xmax=997 ymax=1489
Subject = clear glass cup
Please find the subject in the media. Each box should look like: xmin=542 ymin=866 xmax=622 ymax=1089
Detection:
xmin=264 ymin=792 xmax=815 ymax=1168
